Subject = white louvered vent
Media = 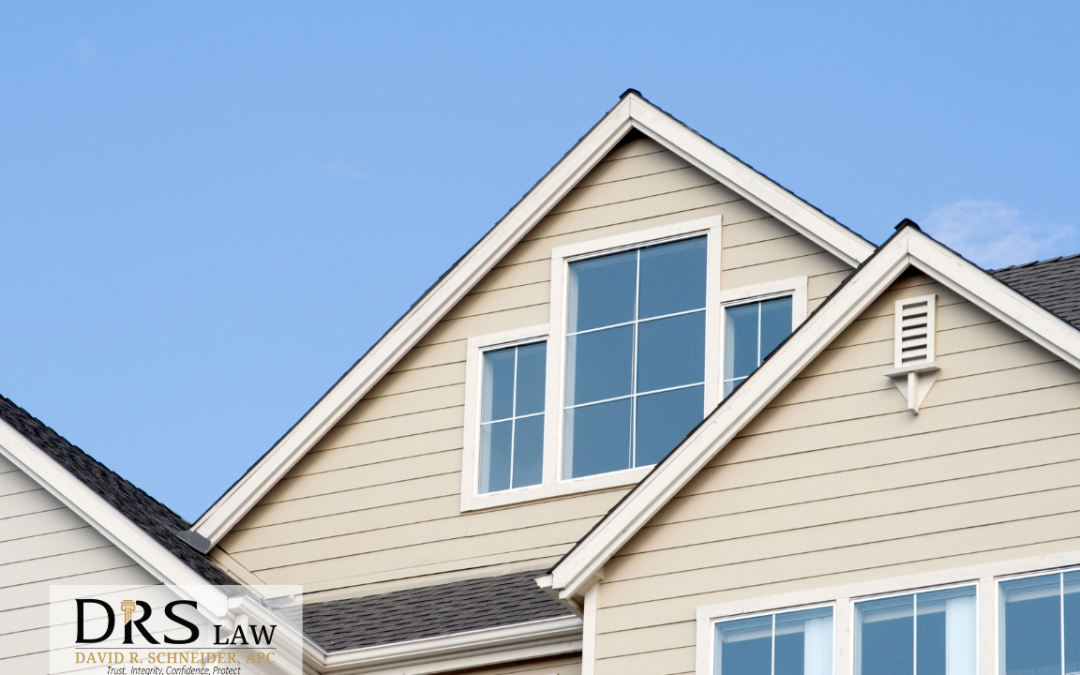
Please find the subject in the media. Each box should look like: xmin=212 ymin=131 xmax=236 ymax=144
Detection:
xmin=886 ymin=294 xmax=940 ymax=413
xmin=894 ymin=295 xmax=936 ymax=368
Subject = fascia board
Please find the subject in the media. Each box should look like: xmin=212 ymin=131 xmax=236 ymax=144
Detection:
xmin=0 ymin=417 xmax=232 ymax=616
xmin=550 ymin=234 xmax=912 ymax=597
xmin=626 ymin=95 xmax=874 ymax=268
xmin=308 ymin=615 xmax=583 ymax=675
xmin=192 ymin=99 xmax=636 ymax=545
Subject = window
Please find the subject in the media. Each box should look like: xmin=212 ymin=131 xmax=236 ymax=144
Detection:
xmin=713 ymin=607 xmax=833 ymax=675
xmin=562 ymin=236 xmax=708 ymax=479
xmin=854 ymin=586 xmax=976 ymax=675
xmin=723 ymin=295 xmax=794 ymax=397
xmin=478 ymin=342 xmax=547 ymax=493
xmin=1000 ymin=570 xmax=1080 ymax=675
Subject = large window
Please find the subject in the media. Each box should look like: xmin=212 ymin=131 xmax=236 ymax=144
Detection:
xmin=478 ymin=342 xmax=547 ymax=493
xmin=723 ymin=295 xmax=794 ymax=397
xmin=562 ymin=236 xmax=707 ymax=479
xmin=714 ymin=607 xmax=833 ymax=675
xmin=854 ymin=586 xmax=976 ymax=675
xmin=1000 ymin=570 xmax=1080 ymax=675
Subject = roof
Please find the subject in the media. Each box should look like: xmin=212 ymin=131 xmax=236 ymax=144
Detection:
xmin=994 ymin=253 xmax=1080 ymax=329
xmin=302 ymin=571 xmax=572 ymax=652
xmin=546 ymin=225 xmax=1080 ymax=601
xmin=192 ymin=89 xmax=878 ymax=547
xmin=0 ymin=393 xmax=235 ymax=586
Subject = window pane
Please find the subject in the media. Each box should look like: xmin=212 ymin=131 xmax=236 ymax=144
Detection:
xmin=760 ymin=295 xmax=793 ymax=360
xmin=1066 ymin=571 xmax=1080 ymax=675
xmin=634 ymin=385 xmax=703 ymax=467
xmin=723 ymin=377 xmax=745 ymax=398
xmin=715 ymin=615 xmax=772 ymax=675
xmin=563 ymin=398 xmax=632 ymax=479
xmin=635 ymin=311 xmax=706 ymax=393
xmin=568 ymin=250 xmax=637 ymax=333
xmin=515 ymin=342 xmax=547 ymax=416
xmin=638 ymin=237 xmax=707 ymax=319
xmin=1002 ymin=574 xmax=1063 ymax=675
xmin=725 ymin=303 xmax=760 ymax=382
xmin=565 ymin=325 xmax=633 ymax=406
xmin=917 ymin=586 xmax=976 ymax=675
xmin=856 ymin=594 xmax=913 ymax=675
xmin=482 ymin=348 xmax=516 ymax=422
xmin=479 ymin=421 xmax=512 ymax=493
xmin=512 ymin=415 xmax=544 ymax=488
xmin=775 ymin=607 xmax=833 ymax=675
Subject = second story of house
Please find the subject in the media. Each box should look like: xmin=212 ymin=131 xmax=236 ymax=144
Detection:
xmin=188 ymin=91 xmax=878 ymax=604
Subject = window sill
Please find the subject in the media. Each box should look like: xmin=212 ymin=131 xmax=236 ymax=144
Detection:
xmin=459 ymin=465 xmax=652 ymax=512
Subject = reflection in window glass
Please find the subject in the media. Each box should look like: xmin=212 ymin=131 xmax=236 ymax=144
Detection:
xmin=563 ymin=237 xmax=707 ymax=479
xmin=479 ymin=342 xmax=546 ymax=493
xmin=854 ymin=586 xmax=976 ymax=675
xmin=723 ymin=295 xmax=793 ymax=397
xmin=714 ymin=607 xmax=833 ymax=675
xmin=1001 ymin=570 xmax=1080 ymax=675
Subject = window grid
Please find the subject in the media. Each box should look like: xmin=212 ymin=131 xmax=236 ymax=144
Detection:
xmin=723 ymin=295 xmax=792 ymax=395
xmin=479 ymin=342 xmax=544 ymax=492
xmin=563 ymin=247 xmax=707 ymax=470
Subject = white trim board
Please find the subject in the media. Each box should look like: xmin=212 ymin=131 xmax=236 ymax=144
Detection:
xmin=193 ymin=91 xmax=875 ymax=546
xmin=546 ymin=225 xmax=1080 ymax=603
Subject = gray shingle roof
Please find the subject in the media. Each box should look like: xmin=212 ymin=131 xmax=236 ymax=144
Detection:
xmin=302 ymin=571 xmax=572 ymax=652
xmin=993 ymin=253 xmax=1080 ymax=329
xmin=0 ymin=394 xmax=235 ymax=586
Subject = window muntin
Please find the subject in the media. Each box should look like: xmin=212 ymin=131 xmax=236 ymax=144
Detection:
xmin=713 ymin=606 xmax=833 ymax=675
xmin=723 ymin=295 xmax=793 ymax=397
xmin=563 ymin=236 xmax=708 ymax=479
xmin=1000 ymin=570 xmax=1080 ymax=675
xmin=854 ymin=586 xmax=976 ymax=675
xmin=479 ymin=342 xmax=547 ymax=493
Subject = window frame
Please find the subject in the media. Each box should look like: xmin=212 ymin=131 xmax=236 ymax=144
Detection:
xmin=995 ymin=564 xmax=1080 ymax=675
xmin=709 ymin=601 xmax=837 ymax=675
xmin=718 ymin=276 xmax=808 ymax=398
xmin=546 ymin=215 xmax=725 ymax=488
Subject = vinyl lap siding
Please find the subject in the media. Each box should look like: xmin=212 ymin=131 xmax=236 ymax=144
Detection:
xmin=217 ymin=134 xmax=852 ymax=597
xmin=591 ymin=272 xmax=1080 ymax=675
xmin=0 ymin=456 xmax=157 ymax=674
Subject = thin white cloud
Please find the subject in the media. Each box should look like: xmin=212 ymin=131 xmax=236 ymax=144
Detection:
xmin=72 ymin=39 xmax=96 ymax=65
xmin=922 ymin=198 xmax=1073 ymax=269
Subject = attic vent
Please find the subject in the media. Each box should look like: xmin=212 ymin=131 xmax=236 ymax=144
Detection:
xmin=895 ymin=296 xmax=935 ymax=367
xmin=885 ymin=294 xmax=941 ymax=414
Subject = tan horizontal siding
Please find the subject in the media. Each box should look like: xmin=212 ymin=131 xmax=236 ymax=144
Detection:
xmin=591 ymin=272 xmax=1080 ymax=673
xmin=0 ymin=475 xmax=157 ymax=675
xmin=224 ymin=133 xmax=855 ymax=600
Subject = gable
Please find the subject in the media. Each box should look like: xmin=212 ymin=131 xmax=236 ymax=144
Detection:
xmin=587 ymin=270 xmax=1080 ymax=673
xmin=0 ymin=452 xmax=158 ymax=673
xmin=213 ymin=131 xmax=856 ymax=599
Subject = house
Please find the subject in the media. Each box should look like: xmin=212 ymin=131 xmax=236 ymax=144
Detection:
xmin=4 ymin=90 xmax=1080 ymax=675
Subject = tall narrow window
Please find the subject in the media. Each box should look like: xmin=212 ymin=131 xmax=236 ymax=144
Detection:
xmin=723 ymin=295 xmax=793 ymax=397
xmin=714 ymin=606 xmax=833 ymax=675
xmin=1000 ymin=570 xmax=1080 ymax=675
xmin=854 ymin=586 xmax=976 ymax=675
xmin=479 ymin=342 xmax=546 ymax=493
xmin=563 ymin=236 xmax=707 ymax=479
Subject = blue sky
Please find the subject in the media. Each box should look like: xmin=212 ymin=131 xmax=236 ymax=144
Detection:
xmin=1 ymin=2 xmax=1078 ymax=521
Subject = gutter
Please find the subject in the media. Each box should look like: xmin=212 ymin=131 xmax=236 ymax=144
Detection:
xmin=304 ymin=615 xmax=583 ymax=675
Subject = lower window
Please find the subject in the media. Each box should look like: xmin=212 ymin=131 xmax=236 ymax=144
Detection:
xmin=1000 ymin=570 xmax=1080 ymax=675
xmin=714 ymin=606 xmax=833 ymax=675
xmin=854 ymin=586 xmax=976 ymax=675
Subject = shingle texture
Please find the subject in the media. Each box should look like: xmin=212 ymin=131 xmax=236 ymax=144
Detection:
xmin=302 ymin=571 xmax=572 ymax=652
xmin=994 ymin=253 xmax=1080 ymax=329
xmin=0 ymin=394 xmax=235 ymax=586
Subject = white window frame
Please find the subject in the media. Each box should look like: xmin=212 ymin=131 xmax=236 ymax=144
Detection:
xmin=694 ymin=549 xmax=1080 ymax=675
xmin=460 ymin=324 xmax=550 ymax=512
xmin=994 ymin=564 xmax=1080 ymax=675
xmin=546 ymin=215 xmax=724 ymax=490
xmin=708 ymin=600 xmax=836 ymax=675
xmin=718 ymin=276 xmax=808 ymax=397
